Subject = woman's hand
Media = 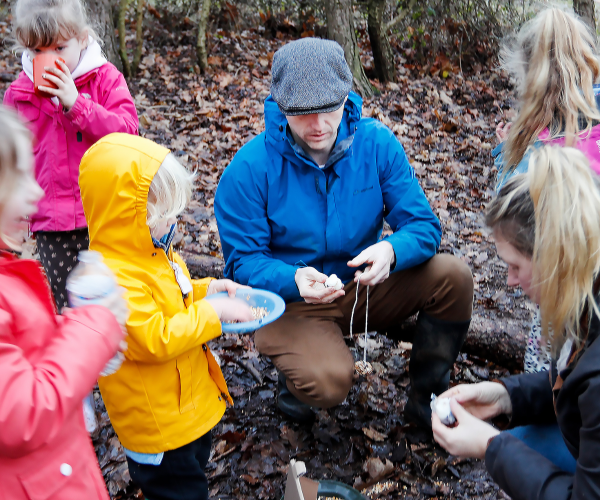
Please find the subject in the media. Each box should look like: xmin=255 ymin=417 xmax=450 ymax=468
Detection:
xmin=38 ymin=59 xmax=79 ymax=111
xmin=437 ymin=382 xmax=512 ymax=420
xmin=207 ymin=279 xmax=250 ymax=297
xmin=432 ymin=398 xmax=500 ymax=459
xmin=496 ymin=121 xmax=512 ymax=142
xmin=206 ymin=296 xmax=254 ymax=323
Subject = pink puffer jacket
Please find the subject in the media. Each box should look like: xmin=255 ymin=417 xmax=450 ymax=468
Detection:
xmin=0 ymin=252 xmax=123 ymax=500
xmin=3 ymin=61 xmax=138 ymax=233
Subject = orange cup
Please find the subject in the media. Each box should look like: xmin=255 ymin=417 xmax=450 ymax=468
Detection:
xmin=33 ymin=54 xmax=65 ymax=98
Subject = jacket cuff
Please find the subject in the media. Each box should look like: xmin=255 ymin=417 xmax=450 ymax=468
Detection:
xmin=280 ymin=264 xmax=303 ymax=302
xmin=192 ymin=277 xmax=215 ymax=301
xmin=485 ymin=430 xmax=507 ymax=474
xmin=63 ymin=94 xmax=88 ymax=127
xmin=196 ymin=299 xmax=223 ymax=342
xmin=492 ymin=142 xmax=504 ymax=158
xmin=383 ymin=232 xmax=435 ymax=273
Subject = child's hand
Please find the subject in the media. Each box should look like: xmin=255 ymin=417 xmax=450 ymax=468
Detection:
xmin=39 ymin=59 xmax=79 ymax=111
xmin=496 ymin=121 xmax=512 ymax=142
xmin=206 ymin=296 xmax=254 ymax=323
xmin=207 ymin=279 xmax=250 ymax=297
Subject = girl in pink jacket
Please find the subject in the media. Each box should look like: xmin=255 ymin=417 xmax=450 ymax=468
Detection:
xmin=3 ymin=0 xmax=139 ymax=310
xmin=0 ymin=107 xmax=126 ymax=499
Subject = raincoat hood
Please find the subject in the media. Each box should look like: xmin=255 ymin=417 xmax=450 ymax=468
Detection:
xmin=80 ymin=133 xmax=170 ymax=263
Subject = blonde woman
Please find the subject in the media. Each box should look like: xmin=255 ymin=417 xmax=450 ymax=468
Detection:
xmin=433 ymin=145 xmax=600 ymax=499
xmin=494 ymin=7 xmax=600 ymax=189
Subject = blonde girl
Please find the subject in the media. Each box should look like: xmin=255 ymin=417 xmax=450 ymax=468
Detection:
xmin=495 ymin=7 xmax=600 ymax=183
xmin=0 ymin=107 xmax=126 ymax=499
xmin=79 ymin=133 xmax=252 ymax=500
xmin=433 ymin=145 xmax=600 ymax=500
xmin=3 ymin=0 xmax=138 ymax=311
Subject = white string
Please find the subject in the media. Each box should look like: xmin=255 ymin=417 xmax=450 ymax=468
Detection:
xmin=364 ymin=283 xmax=369 ymax=364
xmin=349 ymin=275 xmax=370 ymax=365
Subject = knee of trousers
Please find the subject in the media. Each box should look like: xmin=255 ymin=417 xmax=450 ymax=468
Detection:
xmin=431 ymin=254 xmax=474 ymax=318
xmin=306 ymin=360 xmax=355 ymax=409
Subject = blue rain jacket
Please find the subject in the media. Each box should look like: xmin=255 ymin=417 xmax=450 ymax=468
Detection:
xmin=215 ymin=92 xmax=441 ymax=302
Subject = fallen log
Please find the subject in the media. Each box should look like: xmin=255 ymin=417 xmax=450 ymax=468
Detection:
xmin=387 ymin=308 xmax=529 ymax=372
xmin=180 ymin=251 xmax=224 ymax=279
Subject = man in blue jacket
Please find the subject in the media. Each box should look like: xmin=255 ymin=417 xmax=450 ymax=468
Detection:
xmin=215 ymin=38 xmax=473 ymax=426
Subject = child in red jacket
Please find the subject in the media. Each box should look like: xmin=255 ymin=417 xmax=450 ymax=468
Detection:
xmin=0 ymin=106 xmax=126 ymax=499
xmin=3 ymin=0 xmax=139 ymax=310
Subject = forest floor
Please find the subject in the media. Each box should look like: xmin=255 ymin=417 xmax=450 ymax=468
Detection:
xmin=0 ymin=10 xmax=533 ymax=500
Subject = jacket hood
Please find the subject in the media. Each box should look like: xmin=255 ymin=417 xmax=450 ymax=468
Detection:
xmin=264 ymin=91 xmax=363 ymax=168
xmin=21 ymin=37 xmax=107 ymax=83
xmin=79 ymin=133 xmax=170 ymax=261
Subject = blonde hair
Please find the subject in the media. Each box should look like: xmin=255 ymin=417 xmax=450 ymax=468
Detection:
xmin=501 ymin=8 xmax=600 ymax=170
xmin=12 ymin=0 xmax=99 ymax=51
xmin=0 ymin=107 xmax=35 ymax=250
xmin=146 ymin=154 xmax=195 ymax=232
xmin=486 ymin=145 xmax=600 ymax=350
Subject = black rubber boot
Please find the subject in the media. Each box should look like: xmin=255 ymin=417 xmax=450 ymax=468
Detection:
xmin=404 ymin=313 xmax=470 ymax=428
xmin=277 ymin=372 xmax=315 ymax=423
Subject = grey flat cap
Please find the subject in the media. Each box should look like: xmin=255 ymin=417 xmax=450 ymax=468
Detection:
xmin=271 ymin=38 xmax=353 ymax=116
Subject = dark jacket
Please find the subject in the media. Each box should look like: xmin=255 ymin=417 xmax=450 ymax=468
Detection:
xmin=486 ymin=304 xmax=600 ymax=500
xmin=215 ymin=92 xmax=441 ymax=302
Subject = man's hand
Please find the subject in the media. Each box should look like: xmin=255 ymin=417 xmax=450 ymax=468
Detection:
xmin=437 ymin=382 xmax=512 ymax=420
xmin=207 ymin=279 xmax=250 ymax=297
xmin=432 ymin=398 xmax=500 ymax=459
xmin=347 ymin=241 xmax=395 ymax=286
xmin=295 ymin=267 xmax=345 ymax=304
xmin=39 ymin=59 xmax=79 ymax=111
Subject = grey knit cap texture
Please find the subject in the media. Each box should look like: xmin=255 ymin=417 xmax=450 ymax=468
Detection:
xmin=271 ymin=38 xmax=353 ymax=116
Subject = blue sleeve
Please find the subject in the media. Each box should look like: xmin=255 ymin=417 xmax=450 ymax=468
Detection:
xmin=494 ymin=142 xmax=535 ymax=193
xmin=215 ymin=144 xmax=302 ymax=302
xmin=377 ymin=130 xmax=441 ymax=271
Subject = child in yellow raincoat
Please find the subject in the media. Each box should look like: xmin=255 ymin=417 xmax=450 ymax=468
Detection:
xmin=79 ymin=133 xmax=253 ymax=500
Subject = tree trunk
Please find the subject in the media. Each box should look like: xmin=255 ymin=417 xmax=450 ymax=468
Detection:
xmin=574 ymin=0 xmax=597 ymax=33
xmin=324 ymin=0 xmax=374 ymax=98
xmin=131 ymin=0 xmax=145 ymax=74
xmin=117 ymin=0 xmax=132 ymax=78
xmin=367 ymin=0 xmax=396 ymax=83
xmin=196 ymin=0 xmax=211 ymax=72
xmin=84 ymin=0 xmax=122 ymax=71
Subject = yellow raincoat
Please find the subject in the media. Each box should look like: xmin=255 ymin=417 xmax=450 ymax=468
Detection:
xmin=79 ymin=133 xmax=230 ymax=453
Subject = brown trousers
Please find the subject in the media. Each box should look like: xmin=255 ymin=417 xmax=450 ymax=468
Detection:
xmin=255 ymin=254 xmax=473 ymax=408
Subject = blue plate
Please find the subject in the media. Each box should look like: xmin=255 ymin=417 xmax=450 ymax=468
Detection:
xmin=205 ymin=288 xmax=286 ymax=334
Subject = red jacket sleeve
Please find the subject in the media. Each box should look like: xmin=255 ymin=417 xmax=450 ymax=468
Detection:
xmin=0 ymin=306 xmax=122 ymax=458
xmin=64 ymin=65 xmax=139 ymax=142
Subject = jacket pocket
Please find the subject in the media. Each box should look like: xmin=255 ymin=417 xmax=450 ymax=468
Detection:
xmin=18 ymin=438 xmax=85 ymax=500
xmin=176 ymin=355 xmax=196 ymax=413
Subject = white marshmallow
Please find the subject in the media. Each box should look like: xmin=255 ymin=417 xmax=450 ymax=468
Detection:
xmin=430 ymin=394 xmax=456 ymax=426
xmin=324 ymin=274 xmax=343 ymax=290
